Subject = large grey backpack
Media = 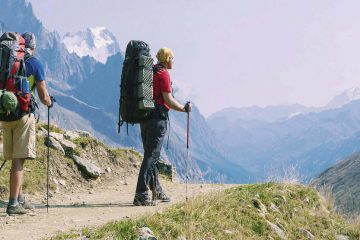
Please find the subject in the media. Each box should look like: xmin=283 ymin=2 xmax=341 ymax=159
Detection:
xmin=118 ymin=40 xmax=155 ymax=132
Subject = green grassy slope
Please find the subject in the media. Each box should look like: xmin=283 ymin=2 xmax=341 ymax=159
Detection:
xmin=51 ymin=183 xmax=360 ymax=240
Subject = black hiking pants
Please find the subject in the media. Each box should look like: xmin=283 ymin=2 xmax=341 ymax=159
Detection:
xmin=135 ymin=118 xmax=167 ymax=197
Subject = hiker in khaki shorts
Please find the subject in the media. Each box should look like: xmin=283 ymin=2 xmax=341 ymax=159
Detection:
xmin=1 ymin=32 xmax=53 ymax=215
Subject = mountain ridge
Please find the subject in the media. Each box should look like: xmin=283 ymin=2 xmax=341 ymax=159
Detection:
xmin=209 ymin=87 xmax=360 ymax=123
xmin=62 ymin=26 xmax=120 ymax=64
xmin=311 ymin=151 xmax=360 ymax=215
xmin=209 ymin=98 xmax=360 ymax=181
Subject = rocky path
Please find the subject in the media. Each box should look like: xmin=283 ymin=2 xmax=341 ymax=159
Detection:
xmin=0 ymin=176 xmax=232 ymax=240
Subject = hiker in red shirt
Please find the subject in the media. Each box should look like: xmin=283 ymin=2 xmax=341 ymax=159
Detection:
xmin=133 ymin=48 xmax=192 ymax=206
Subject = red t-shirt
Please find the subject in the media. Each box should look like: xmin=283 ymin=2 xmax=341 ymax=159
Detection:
xmin=153 ymin=65 xmax=172 ymax=111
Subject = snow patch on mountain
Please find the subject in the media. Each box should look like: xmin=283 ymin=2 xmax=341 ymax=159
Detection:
xmin=326 ymin=87 xmax=360 ymax=109
xmin=62 ymin=27 xmax=120 ymax=64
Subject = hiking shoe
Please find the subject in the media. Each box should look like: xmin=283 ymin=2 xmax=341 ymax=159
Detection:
xmin=20 ymin=199 xmax=35 ymax=210
xmin=6 ymin=204 xmax=28 ymax=215
xmin=156 ymin=192 xmax=171 ymax=202
xmin=133 ymin=193 xmax=156 ymax=206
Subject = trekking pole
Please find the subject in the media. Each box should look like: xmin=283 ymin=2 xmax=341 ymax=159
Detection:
xmin=46 ymin=106 xmax=50 ymax=213
xmin=0 ymin=160 xmax=6 ymax=172
xmin=46 ymin=96 xmax=55 ymax=213
xmin=186 ymin=111 xmax=190 ymax=202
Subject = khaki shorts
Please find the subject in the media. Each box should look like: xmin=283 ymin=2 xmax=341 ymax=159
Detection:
xmin=2 ymin=114 xmax=36 ymax=160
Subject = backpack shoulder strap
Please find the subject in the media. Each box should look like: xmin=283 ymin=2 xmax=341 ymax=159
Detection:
xmin=24 ymin=53 xmax=33 ymax=62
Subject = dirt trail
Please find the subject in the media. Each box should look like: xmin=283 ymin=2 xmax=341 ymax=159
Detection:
xmin=0 ymin=176 xmax=233 ymax=240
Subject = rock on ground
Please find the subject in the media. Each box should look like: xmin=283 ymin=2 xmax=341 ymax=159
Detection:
xmin=50 ymin=132 xmax=64 ymax=141
xmin=46 ymin=136 xmax=65 ymax=155
xmin=267 ymin=220 xmax=287 ymax=240
xmin=72 ymin=156 xmax=102 ymax=178
xmin=336 ymin=235 xmax=349 ymax=240
xmin=59 ymin=138 xmax=77 ymax=152
xmin=64 ymin=130 xmax=80 ymax=140
xmin=138 ymin=227 xmax=157 ymax=240
xmin=299 ymin=228 xmax=314 ymax=240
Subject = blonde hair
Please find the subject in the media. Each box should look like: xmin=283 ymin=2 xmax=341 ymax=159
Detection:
xmin=156 ymin=47 xmax=174 ymax=64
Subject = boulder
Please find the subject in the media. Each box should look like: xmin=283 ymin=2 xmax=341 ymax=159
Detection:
xmin=64 ymin=130 xmax=80 ymax=140
xmin=270 ymin=202 xmax=281 ymax=213
xmin=37 ymin=127 xmax=47 ymax=137
xmin=72 ymin=156 xmax=102 ymax=178
xmin=59 ymin=138 xmax=77 ymax=151
xmin=336 ymin=235 xmax=349 ymax=240
xmin=76 ymin=130 xmax=92 ymax=138
xmin=157 ymin=159 xmax=176 ymax=182
xmin=50 ymin=132 xmax=64 ymax=141
xmin=252 ymin=198 xmax=267 ymax=217
xmin=45 ymin=136 xmax=65 ymax=155
xmin=299 ymin=228 xmax=314 ymax=240
xmin=138 ymin=227 xmax=157 ymax=240
xmin=267 ymin=221 xmax=287 ymax=240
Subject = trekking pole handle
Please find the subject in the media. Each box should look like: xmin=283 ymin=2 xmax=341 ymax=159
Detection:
xmin=184 ymin=101 xmax=191 ymax=113
xmin=48 ymin=95 xmax=56 ymax=108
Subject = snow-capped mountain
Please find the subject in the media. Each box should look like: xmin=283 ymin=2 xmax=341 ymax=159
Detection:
xmin=325 ymin=87 xmax=360 ymax=109
xmin=62 ymin=27 xmax=120 ymax=64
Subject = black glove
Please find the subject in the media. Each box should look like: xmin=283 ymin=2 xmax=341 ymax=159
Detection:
xmin=184 ymin=101 xmax=191 ymax=113
xmin=48 ymin=95 xmax=56 ymax=108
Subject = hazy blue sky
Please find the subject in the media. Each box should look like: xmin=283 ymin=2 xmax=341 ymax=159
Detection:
xmin=28 ymin=0 xmax=360 ymax=116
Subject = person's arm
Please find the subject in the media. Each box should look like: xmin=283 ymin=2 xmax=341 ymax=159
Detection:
xmin=36 ymin=81 xmax=52 ymax=106
xmin=162 ymin=92 xmax=192 ymax=112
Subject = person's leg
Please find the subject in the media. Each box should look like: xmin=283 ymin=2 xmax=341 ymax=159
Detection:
xmin=136 ymin=120 xmax=166 ymax=194
xmin=9 ymin=158 xmax=25 ymax=202
xmin=13 ymin=114 xmax=36 ymax=207
xmin=134 ymin=119 xmax=167 ymax=205
xmin=134 ymin=122 xmax=156 ymax=205
xmin=18 ymin=182 xmax=34 ymax=209
xmin=7 ymin=158 xmax=28 ymax=214
xmin=135 ymin=122 xmax=150 ymax=195
xmin=7 ymin=114 xmax=36 ymax=214
xmin=146 ymin=120 xmax=168 ymax=198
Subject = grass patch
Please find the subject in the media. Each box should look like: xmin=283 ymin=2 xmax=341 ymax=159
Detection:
xmin=37 ymin=123 xmax=64 ymax=134
xmin=107 ymin=148 xmax=142 ymax=160
xmin=51 ymin=220 xmax=138 ymax=240
xmin=107 ymin=148 xmax=128 ymax=159
xmin=50 ymin=183 xmax=360 ymax=240
xmin=0 ymin=135 xmax=65 ymax=197
xmin=73 ymin=137 xmax=96 ymax=149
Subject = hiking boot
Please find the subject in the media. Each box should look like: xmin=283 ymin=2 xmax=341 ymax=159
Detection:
xmin=6 ymin=204 xmax=28 ymax=215
xmin=20 ymin=198 xmax=35 ymax=210
xmin=156 ymin=192 xmax=171 ymax=202
xmin=133 ymin=193 xmax=156 ymax=206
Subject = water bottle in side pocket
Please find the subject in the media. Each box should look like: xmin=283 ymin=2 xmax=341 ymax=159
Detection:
xmin=20 ymin=78 xmax=30 ymax=94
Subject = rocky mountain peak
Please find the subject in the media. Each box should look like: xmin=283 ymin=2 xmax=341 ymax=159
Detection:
xmin=62 ymin=26 xmax=120 ymax=64
xmin=325 ymin=87 xmax=360 ymax=109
